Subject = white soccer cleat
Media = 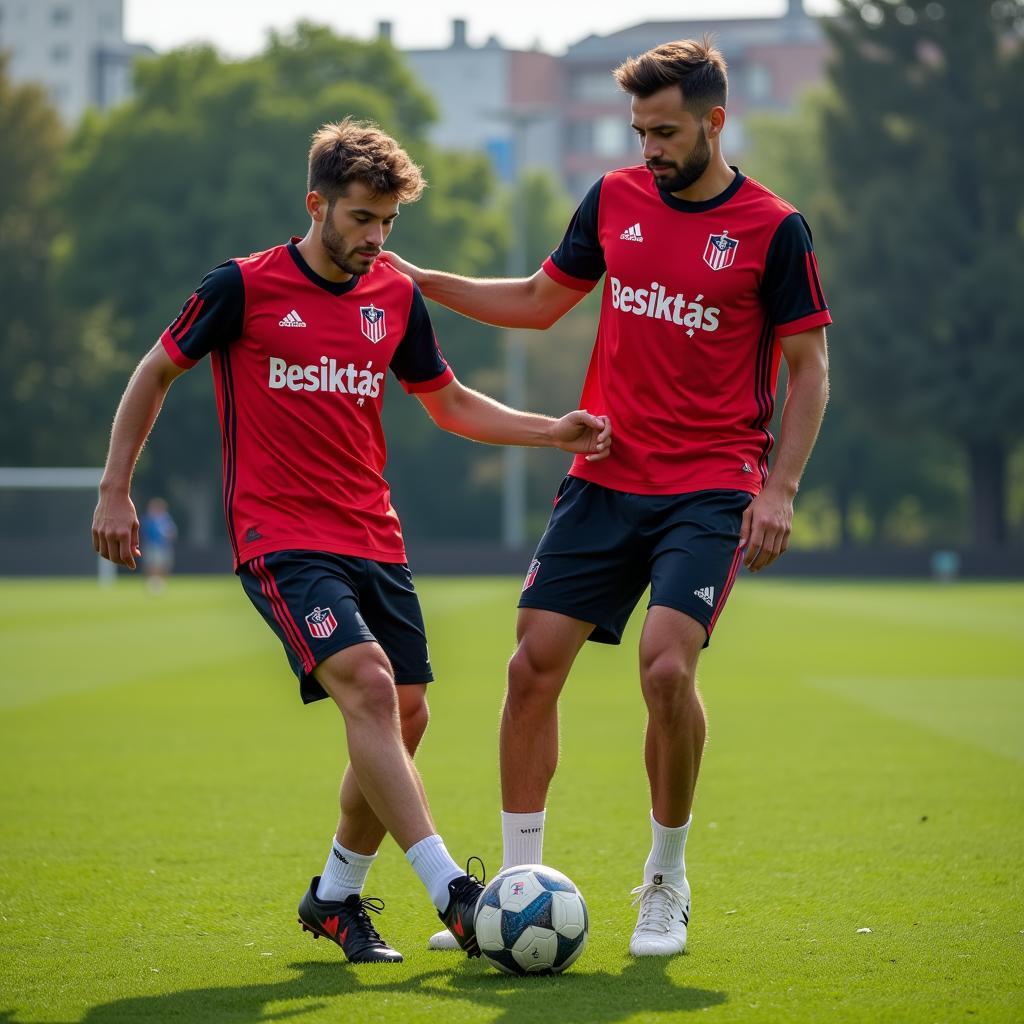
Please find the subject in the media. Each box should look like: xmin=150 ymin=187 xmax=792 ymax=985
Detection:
xmin=427 ymin=927 xmax=460 ymax=951
xmin=628 ymin=875 xmax=690 ymax=956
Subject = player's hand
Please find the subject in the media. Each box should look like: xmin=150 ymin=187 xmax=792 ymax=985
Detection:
xmin=92 ymin=488 xmax=141 ymax=570
xmin=379 ymin=250 xmax=423 ymax=282
xmin=550 ymin=411 xmax=611 ymax=462
xmin=739 ymin=485 xmax=793 ymax=572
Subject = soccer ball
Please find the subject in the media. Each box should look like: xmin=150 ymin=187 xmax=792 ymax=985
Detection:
xmin=474 ymin=864 xmax=588 ymax=975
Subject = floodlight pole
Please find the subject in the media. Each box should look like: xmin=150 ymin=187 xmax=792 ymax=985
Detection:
xmin=500 ymin=107 xmax=545 ymax=550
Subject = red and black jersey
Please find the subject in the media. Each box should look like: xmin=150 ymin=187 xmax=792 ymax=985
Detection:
xmin=160 ymin=240 xmax=453 ymax=569
xmin=544 ymin=167 xmax=831 ymax=496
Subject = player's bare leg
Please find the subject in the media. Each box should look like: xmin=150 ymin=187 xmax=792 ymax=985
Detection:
xmin=316 ymin=643 xmax=472 ymax=906
xmin=428 ymin=609 xmax=591 ymax=952
xmin=315 ymin=645 xmax=436 ymax=851
xmin=314 ymin=685 xmax=428 ymax=907
xmin=336 ymin=683 xmax=430 ymax=855
xmin=501 ymin=609 xmax=594 ymax=814
xmin=629 ymin=605 xmax=706 ymax=956
xmin=639 ymin=607 xmax=707 ymax=825
xmin=301 ymin=646 xmax=482 ymax=960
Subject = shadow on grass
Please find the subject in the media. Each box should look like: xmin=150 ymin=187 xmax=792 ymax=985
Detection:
xmin=2 ymin=955 xmax=726 ymax=1023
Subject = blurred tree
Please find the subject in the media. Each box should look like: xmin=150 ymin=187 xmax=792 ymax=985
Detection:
xmin=0 ymin=56 xmax=131 ymax=469
xmin=0 ymin=57 xmax=62 ymax=464
xmin=822 ymin=0 xmax=1024 ymax=547
xmin=745 ymin=89 xmax=966 ymax=546
xmin=447 ymin=169 xmax=603 ymax=535
xmin=56 ymin=24 xmax=513 ymax=546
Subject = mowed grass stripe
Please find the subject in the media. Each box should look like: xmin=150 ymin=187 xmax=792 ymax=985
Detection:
xmin=807 ymin=675 xmax=1024 ymax=763
xmin=1 ymin=577 xmax=1022 ymax=1023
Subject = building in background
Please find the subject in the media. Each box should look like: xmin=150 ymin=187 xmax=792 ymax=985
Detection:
xmin=398 ymin=3 xmax=827 ymax=199
xmin=1 ymin=3 xmax=827 ymax=183
xmin=0 ymin=0 xmax=151 ymax=123
xmin=398 ymin=18 xmax=563 ymax=186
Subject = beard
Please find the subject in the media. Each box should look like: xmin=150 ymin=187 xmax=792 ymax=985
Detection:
xmin=321 ymin=206 xmax=378 ymax=276
xmin=648 ymin=126 xmax=712 ymax=193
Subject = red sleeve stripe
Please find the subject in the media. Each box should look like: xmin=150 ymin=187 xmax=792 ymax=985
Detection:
xmin=159 ymin=328 xmax=198 ymax=369
xmin=775 ymin=310 xmax=832 ymax=338
xmin=542 ymin=256 xmax=599 ymax=294
xmin=169 ymin=294 xmax=204 ymax=342
xmin=403 ymin=365 xmax=455 ymax=394
xmin=168 ymin=294 xmax=198 ymax=337
xmin=804 ymin=252 xmax=827 ymax=312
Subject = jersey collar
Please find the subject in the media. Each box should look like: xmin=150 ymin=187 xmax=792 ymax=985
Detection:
xmin=655 ymin=167 xmax=745 ymax=214
xmin=287 ymin=239 xmax=362 ymax=296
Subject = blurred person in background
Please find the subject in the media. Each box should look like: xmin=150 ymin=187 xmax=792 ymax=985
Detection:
xmin=139 ymin=497 xmax=177 ymax=593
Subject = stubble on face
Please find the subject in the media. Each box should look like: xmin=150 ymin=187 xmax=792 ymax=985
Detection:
xmin=647 ymin=123 xmax=712 ymax=194
xmin=319 ymin=203 xmax=374 ymax=276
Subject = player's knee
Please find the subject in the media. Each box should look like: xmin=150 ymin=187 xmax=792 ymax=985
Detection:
xmin=507 ymin=643 xmax=562 ymax=710
xmin=641 ymin=655 xmax=696 ymax=715
xmin=322 ymin=656 xmax=397 ymax=722
xmin=353 ymin=676 xmax=399 ymax=725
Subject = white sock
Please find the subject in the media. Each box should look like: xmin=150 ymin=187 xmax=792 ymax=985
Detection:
xmin=316 ymin=838 xmax=376 ymax=902
xmin=406 ymin=834 xmax=463 ymax=911
xmin=501 ymin=809 xmax=546 ymax=870
xmin=643 ymin=810 xmax=690 ymax=888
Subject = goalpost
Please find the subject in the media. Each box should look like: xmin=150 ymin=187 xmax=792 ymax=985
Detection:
xmin=0 ymin=467 xmax=115 ymax=584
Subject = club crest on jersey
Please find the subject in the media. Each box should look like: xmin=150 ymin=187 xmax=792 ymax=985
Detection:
xmin=703 ymin=230 xmax=739 ymax=271
xmin=360 ymin=305 xmax=387 ymax=343
xmin=305 ymin=606 xmax=338 ymax=639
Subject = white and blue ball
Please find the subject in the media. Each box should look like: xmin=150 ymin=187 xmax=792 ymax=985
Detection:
xmin=474 ymin=864 xmax=588 ymax=975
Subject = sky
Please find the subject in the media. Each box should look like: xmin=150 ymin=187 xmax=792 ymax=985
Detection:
xmin=125 ymin=0 xmax=836 ymax=57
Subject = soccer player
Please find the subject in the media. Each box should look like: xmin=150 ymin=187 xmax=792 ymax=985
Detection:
xmin=385 ymin=40 xmax=831 ymax=956
xmin=91 ymin=119 xmax=611 ymax=964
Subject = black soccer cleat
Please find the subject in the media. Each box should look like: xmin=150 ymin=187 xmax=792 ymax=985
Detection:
xmin=438 ymin=858 xmax=486 ymax=958
xmin=297 ymin=877 xmax=403 ymax=963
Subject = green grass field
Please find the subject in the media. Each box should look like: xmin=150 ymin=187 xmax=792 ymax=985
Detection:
xmin=1 ymin=576 xmax=1022 ymax=1023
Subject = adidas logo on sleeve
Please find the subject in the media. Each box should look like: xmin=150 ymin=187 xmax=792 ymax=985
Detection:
xmin=620 ymin=223 xmax=644 ymax=242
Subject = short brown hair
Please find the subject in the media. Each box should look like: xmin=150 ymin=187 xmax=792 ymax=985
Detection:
xmin=307 ymin=118 xmax=426 ymax=203
xmin=614 ymin=38 xmax=728 ymax=113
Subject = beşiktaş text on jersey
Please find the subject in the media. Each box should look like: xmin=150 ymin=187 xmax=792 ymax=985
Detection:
xmin=160 ymin=241 xmax=454 ymax=568
xmin=542 ymin=167 xmax=831 ymax=496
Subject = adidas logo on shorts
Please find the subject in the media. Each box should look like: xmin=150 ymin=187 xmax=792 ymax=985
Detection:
xmin=694 ymin=586 xmax=715 ymax=607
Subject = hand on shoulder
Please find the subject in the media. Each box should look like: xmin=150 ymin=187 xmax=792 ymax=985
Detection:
xmin=379 ymin=250 xmax=423 ymax=282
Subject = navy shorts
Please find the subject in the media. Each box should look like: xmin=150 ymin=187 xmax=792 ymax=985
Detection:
xmin=239 ymin=550 xmax=433 ymax=704
xmin=518 ymin=478 xmax=752 ymax=646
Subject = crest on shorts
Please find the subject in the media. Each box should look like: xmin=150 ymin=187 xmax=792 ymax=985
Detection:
xmin=522 ymin=559 xmax=541 ymax=591
xmin=360 ymin=304 xmax=387 ymax=343
xmin=703 ymin=230 xmax=739 ymax=271
xmin=305 ymin=606 xmax=337 ymax=639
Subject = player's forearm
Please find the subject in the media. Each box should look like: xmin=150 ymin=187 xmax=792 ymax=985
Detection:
xmin=764 ymin=359 xmax=829 ymax=496
xmin=432 ymin=386 xmax=555 ymax=447
xmin=416 ymin=269 xmax=555 ymax=329
xmin=99 ymin=355 xmax=176 ymax=493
